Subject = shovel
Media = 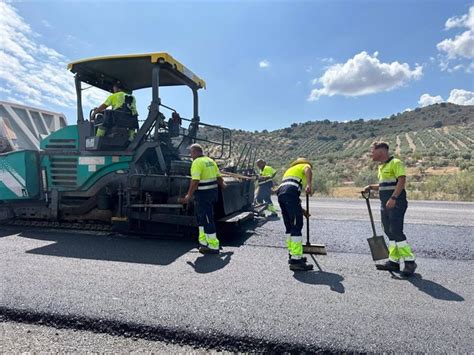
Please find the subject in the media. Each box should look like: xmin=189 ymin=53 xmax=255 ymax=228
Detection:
xmin=302 ymin=194 xmax=327 ymax=255
xmin=361 ymin=191 xmax=388 ymax=261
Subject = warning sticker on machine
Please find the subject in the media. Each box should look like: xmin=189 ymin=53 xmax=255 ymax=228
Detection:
xmin=78 ymin=157 xmax=105 ymax=165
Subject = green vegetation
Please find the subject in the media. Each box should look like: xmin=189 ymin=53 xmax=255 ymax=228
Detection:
xmin=206 ymin=103 xmax=474 ymax=201
xmin=407 ymin=169 xmax=474 ymax=201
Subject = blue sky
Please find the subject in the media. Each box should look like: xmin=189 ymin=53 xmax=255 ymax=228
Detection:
xmin=1 ymin=0 xmax=473 ymax=131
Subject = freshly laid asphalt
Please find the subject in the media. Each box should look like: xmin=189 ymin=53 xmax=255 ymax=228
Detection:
xmin=1 ymin=198 xmax=473 ymax=353
xmin=1 ymin=321 xmax=211 ymax=353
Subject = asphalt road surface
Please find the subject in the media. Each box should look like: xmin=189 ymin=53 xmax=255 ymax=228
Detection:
xmin=1 ymin=321 xmax=214 ymax=353
xmin=1 ymin=198 xmax=473 ymax=353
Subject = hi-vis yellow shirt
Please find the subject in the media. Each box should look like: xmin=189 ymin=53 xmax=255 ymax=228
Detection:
xmin=281 ymin=163 xmax=311 ymax=191
xmin=259 ymin=165 xmax=276 ymax=185
xmin=378 ymin=157 xmax=406 ymax=192
xmin=104 ymin=91 xmax=138 ymax=115
xmin=191 ymin=156 xmax=221 ymax=190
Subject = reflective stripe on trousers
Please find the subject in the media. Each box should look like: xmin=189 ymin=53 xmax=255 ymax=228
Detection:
xmin=198 ymin=226 xmax=207 ymax=246
xmin=388 ymin=241 xmax=400 ymax=263
xmin=396 ymin=241 xmax=415 ymax=261
xmin=388 ymin=240 xmax=415 ymax=262
xmin=289 ymin=236 xmax=303 ymax=259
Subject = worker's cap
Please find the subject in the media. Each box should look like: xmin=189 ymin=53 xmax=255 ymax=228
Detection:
xmin=256 ymin=159 xmax=265 ymax=165
xmin=290 ymin=157 xmax=313 ymax=168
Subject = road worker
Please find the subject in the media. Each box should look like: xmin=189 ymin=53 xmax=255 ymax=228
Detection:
xmin=277 ymin=157 xmax=314 ymax=271
xmin=256 ymin=159 xmax=278 ymax=216
xmin=91 ymin=81 xmax=138 ymax=141
xmin=182 ymin=144 xmax=226 ymax=254
xmin=363 ymin=142 xmax=417 ymax=276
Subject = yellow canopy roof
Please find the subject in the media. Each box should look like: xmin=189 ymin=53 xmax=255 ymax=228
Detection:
xmin=68 ymin=52 xmax=206 ymax=92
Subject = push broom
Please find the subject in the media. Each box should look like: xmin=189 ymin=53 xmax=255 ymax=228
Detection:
xmin=302 ymin=193 xmax=327 ymax=255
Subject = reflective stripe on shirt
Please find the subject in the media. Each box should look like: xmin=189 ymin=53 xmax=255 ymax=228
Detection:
xmin=379 ymin=178 xmax=397 ymax=189
xmin=279 ymin=176 xmax=302 ymax=191
xmin=279 ymin=181 xmax=301 ymax=190
xmin=198 ymin=177 xmax=218 ymax=190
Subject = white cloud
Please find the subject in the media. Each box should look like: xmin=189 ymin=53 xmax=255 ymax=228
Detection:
xmin=308 ymin=51 xmax=423 ymax=101
xmin=445 ymin=6 xmax=474 ymax=30
xmin=418 ymin=93 xmax=443 ymax=107
xmin=437 ymin=30 xmax=474 ymax=59
xmin=447 ymin=89 xmax=474 ymax=105
xmin=437 ymin=6 xmax=474 ymax=71
xmin=259 ymin=59 xmax=270 ymax=68
xmin=0 ymin=2 xmax=106 ymax=111
xmin=417 ymin=89 xmax=474 ymax=107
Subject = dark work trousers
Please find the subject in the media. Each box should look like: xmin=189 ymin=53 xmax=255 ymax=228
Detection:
xmin=380 ymin=190 xmax=408 ymax=243
xmin=256 ymin=181 xmax=273 ymax=204
xmin=277 ymin=186 xmax=303 ymax=236
xmin=194 ymin=188 xmax=218 ymax=235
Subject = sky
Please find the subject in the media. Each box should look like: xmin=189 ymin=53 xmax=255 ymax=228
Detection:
xmin=0 ymin=0 xmax=473 ymax=131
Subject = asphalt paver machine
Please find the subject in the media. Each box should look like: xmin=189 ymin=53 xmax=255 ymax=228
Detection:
xmin=0 ymin=53 xmax=256 ymax=236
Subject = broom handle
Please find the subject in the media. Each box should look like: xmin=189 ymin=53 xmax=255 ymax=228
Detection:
xmin=306 ymin=193 xmax=310 ymax=244
xmin=361 ymin=191 xmax=377 ymax=237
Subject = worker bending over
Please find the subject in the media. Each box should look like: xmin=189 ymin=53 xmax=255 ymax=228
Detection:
xmin=277 ymin=157 xmax=314 ymax=271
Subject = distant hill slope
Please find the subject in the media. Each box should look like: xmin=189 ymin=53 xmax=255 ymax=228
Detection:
xmin=212 ymin=103 xmax=474 ymax=176
xmin=200 ymin=103 xmax=474 ymax=201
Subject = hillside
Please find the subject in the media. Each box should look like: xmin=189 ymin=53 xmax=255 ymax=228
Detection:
xmin=201 ymin=103 xmax=474 ymax=200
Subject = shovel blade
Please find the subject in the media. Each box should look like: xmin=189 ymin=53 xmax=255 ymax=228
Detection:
xmin=303 ymin=243 xmax=327 ymax=255
xmin=367 ymin=235 xmax=389 ymax=261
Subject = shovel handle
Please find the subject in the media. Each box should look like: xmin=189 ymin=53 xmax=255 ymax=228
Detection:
xmin=306 ymin=193 xmax=310 ymax=245
xmin=360 ymin=190 xmax=371 ymax=200
xmin=361 ymin=191 xmax=377 ymax=237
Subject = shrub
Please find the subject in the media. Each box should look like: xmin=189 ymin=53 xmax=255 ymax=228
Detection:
xmin=312 ymin=168 xmax=336 ymax=196
xmin=354 ymin=168 xmax=378 ymax=187
xmin=419 ymin=171 xmax=474 ymax=201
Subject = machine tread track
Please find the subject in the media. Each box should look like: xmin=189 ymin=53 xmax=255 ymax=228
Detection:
xmin=2 ymin=219 xmax=112 ymax=232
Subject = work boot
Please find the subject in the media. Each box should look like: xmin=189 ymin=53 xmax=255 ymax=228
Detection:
xmin=289 ymin=259 xmax=313 ymax=271
xmin=198 ymin=245 xmax=219 ymax=255
xmin=402 ymin=261 xmax=417 ymax=276
xmin=376 ymin=260 xmax=400 ymax=271
xmin=288 ymin=257 xmax=307 ymax=264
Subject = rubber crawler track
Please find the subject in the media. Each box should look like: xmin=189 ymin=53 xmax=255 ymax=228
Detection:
xmin=0 ymin=307 xmax=345 ymax=354
xmin=3 ymin=220 xmax=112 ymax=232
